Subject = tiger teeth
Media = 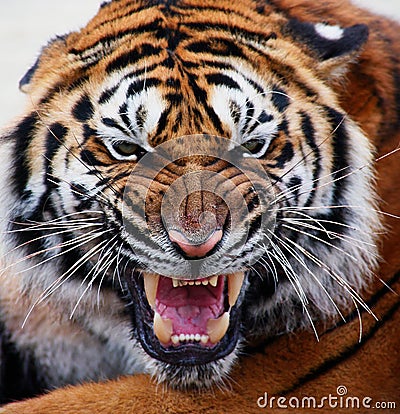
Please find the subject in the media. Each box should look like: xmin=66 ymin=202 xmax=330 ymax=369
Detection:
xmin=171 ymin=275 xmax=219 ymax=288
xmin=143 ymin=273 xmax=159 ymax=308
xmin=153 ymin=312 xmax=173 ymax=345
xmin=227 ymin=272 xmax=245 ymax=307
xmin=207 ymin=312 xmax=230 ymax=343
xmin=171 ymin=333 xmax=209 ymax=344
xmin=208 ymin=275 xmax=219 ymax=287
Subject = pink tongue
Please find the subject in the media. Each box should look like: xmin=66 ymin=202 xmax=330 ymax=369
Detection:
xmin=155 ymin=276 xmax=224 ymax=335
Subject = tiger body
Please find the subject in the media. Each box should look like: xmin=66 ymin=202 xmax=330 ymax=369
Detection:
xmin=0 ymin=0 xmax=399 ymax=407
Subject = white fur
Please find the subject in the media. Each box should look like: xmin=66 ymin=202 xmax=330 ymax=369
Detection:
xmin=315 ymin=23 xmax=344 ymax=40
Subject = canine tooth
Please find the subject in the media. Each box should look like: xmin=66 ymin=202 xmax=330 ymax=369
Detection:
xmin=207 ymin=312 xmax=230 ymax=344
xmin=143 ymin=273 xmax=159 ymax=308
xmin=153 ymin=312 xmax=172 ymax=345
xmin=201 ymin=334 xmax=209 ymax=344
xmin=228 ymin=272 xmax=245 ymax=307
xmin=171 ymin=335 xmax=180 ymax=345
xmin=172 ymin=278 xmax=180 ymax=288
xmin=209 ymin=275 xmax=218 ymax=287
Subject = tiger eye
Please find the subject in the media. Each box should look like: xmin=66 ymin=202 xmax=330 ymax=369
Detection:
xmin=113 ymin=142 xmax=140 ymax=157
xmin=243 ymin=139 xmax=264 ymax=154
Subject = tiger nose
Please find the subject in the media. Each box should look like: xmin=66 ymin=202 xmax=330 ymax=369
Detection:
xmin=168 ymin=229 xmax=223 ymax=258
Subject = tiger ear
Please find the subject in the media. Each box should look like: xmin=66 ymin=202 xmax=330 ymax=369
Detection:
xmin=19 ymin=35 xmax=67 ymax=93
xmin=287 ymin=19 xmax=369 ymax=81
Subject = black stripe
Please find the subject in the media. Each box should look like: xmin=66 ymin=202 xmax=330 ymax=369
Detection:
xmin=106 ymin=44 xmax=163 ymax=74
xmin=186 ymin=76 xmax=226 ymax=136
xmin=268 ymin=141 xmax=294 ymax=169
xmin=229 ymin=100 xmax=241 ymax=124
xmin=98 ymin=84 xmax=118 ymax=104
xmin=153 ymin=107 xmax=170 ymax=138
xmin=11 ymin=113 xmax=39 ymax=197
xmin=287 ymin=176 xmax=302 ymax=205
xmin=271 ymin=86 xmax=290 ymax=113
xmin=126 ymin=78 xmax=161 ymax=97
xmin=180 ymin=59 xmax=235 ymax=71
xmin=83 ymin=124 xmax=98 ymax=142
xmin=185 ymin=38 xmax=245 ymax=59
xmin=102 ymin=117 xmax=130 ymax=136
xmin=81 ymin=149 xmax=110 ymax=167
xmin=0 ymin=321 xmax=45 ymax=403
xmin=164 ymin=92 xmax=183 ymax=106
xmin=72 ymin=94 xmax=95 ymax=122
xmin=300 ymin=112 xmax=320 ymax=208
xmin=98 ymin=63 xmax=161 ymax=104
xmin=280 ymin=292 xmax=400 ymax=396
xmin=315 ymin=107 xmax=351 ymax=239
xmin=206 ymin=73 xmax=242 ymax=90
xmin=44 ymin=123 xmax=69 ymax=177
xmin=184 ymin=21 xmax=277 ymax=42
xmin=241 ymin=101 xmax=255 ymax=134
xmin=39 ymin=75 xmax=90 ymax=107
xmin=119 ymin=103 xmax=136 ymax=134
xmin=69 ymin=19 xmax=164 ymax=56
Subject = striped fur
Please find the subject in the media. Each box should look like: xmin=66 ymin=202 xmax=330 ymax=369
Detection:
xmin=0 ymin=0 xmax=398 ymax=405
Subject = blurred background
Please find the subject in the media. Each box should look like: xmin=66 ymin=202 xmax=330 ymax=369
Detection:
xmin=0 ymin=0 xmax=399 ymax=126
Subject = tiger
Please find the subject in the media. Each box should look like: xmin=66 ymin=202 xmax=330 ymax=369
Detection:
xmin=0 ymin=0 xmax=399 ymax=410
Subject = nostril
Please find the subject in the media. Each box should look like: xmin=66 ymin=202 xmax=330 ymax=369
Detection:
xmin=168 ymin=229 xmax=223 ymax=258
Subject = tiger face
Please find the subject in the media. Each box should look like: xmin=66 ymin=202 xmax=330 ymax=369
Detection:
xmin=1 ymin=0 xmax=380 ymax=389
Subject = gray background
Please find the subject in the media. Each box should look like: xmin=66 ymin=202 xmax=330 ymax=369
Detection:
xmin=0 ymin=0 xmax=399 ymax=126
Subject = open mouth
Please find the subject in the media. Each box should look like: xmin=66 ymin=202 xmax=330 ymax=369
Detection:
xmin=126 ymin=271 xmax=246 ymax=365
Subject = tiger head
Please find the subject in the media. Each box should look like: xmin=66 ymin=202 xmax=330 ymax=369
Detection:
xmin=5 ymin=0 xmax=380 ymax=388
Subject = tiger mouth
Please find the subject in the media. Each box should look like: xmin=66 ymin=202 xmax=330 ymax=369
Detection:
xmin=127 ymin=271 xmax=246 ymax=365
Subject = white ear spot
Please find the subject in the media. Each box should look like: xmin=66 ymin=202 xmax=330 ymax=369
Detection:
xmin=314 ymin=23 xmax=344 ymax=40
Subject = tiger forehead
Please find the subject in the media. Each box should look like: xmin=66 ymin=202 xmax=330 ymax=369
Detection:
xmin=68 ymin=0 xmax=281 ymax=55
xmin=93 ymin=59 xmax=281 ymax=148
xmin=64 ymin=1 xmax=286 ymax=146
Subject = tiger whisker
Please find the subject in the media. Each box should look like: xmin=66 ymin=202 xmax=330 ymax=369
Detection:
xmin=35 ymin=234 xmax=114 ymax=304
xmin=8 ymin=223 xmax=102 ymax=253
xmin=22 ymin=236 xmax=111 ymax=328
xmin=281 ymin=223 xmax=361 ymax=263
xmin=11 ymin=230 xmax=111 ymax=278
xmin=279 ymin=211 xmax=379 ymax=236
xmin=282 ymin=218 xmax=378 ymax=251
xmin=268 ymin=237 xmax=320 ymax=340
xmin=282 ymin=234 xmax=377 ymax=319
xmin=274 ymin=233 xmax=346 ymax=322
xmin=46 ymin=174 xmax=111 ymax=206
xmin=278 ymin=204 xmax=400 ymax=221
xmin=70 ymin=237 xmax=119 ymax=318
xmin=7 ymin=211 xmax=104 ymax=231
xmin=112 ymin=243 xmax=126 ymax=292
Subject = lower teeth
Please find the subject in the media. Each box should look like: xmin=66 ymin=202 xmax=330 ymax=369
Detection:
xmin=171 ymin=334 xmax=209 ymax=344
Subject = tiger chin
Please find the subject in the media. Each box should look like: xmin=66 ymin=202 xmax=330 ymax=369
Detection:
xmin=0 ymin=0 xmax=386 ymax=402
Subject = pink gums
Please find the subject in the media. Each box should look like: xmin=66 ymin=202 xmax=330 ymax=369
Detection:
xmin=155 ymin=276 xmax=225 ymax=337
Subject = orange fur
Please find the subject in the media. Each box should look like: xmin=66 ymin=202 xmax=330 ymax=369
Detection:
xmin=1 ymin=0 xmax=399 ymax=412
